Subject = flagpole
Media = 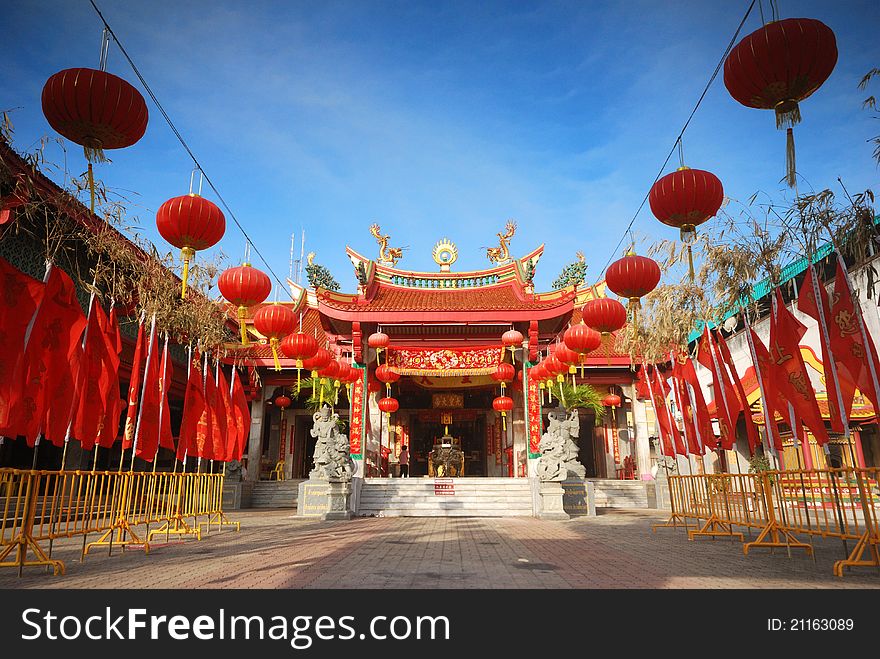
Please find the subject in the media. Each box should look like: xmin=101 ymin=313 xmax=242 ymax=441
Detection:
xmin=130 ymin=313 xmax=157 ymax=473
xmin=743 ymin=313 xmax=783 ymax=470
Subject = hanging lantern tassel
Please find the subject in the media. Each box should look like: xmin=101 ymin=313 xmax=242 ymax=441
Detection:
xmin=501 ymin=412 xmax=506 ymax=432
xmin=335 ymin=381 xmax=340 ymax=405
xmin=87 ymin=162 xmax=96 ymax=215
xmin=320 ymin=378 xmax=327 ymax=405
xmin=296 ymin=361 xmax=302 ymax=393
xmin=269 ymin=337 xmax=282 ymax=371
xmin=786 ymin=127 xmax=796 ymax=188
xmin=180 ymin=247 xmax=195 ymax=298
xmin=237 ymin=305 xmax=249 ymax=345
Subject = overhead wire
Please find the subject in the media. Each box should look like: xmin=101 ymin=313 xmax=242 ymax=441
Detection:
xmin=595 ymin=0 xmax=757 ymax=280
xmin=87 ymin=0 xmax=293 ymax=299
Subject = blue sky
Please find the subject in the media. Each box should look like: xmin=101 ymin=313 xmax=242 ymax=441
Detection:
xmin=2 ymin=0 xmax=878 ymax=296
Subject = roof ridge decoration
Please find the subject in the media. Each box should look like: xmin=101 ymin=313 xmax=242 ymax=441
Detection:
xmin=369 ymin=223 xmax=406 ymax=266
xmin=484 ymin=219 xmax=517 ymax=265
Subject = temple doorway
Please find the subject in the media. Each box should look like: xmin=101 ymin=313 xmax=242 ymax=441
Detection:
xmin=408 ymin=414 xmax=488 ymax=477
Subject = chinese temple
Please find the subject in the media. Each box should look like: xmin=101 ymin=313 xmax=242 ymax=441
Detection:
xmin=231 ymin=226 xmax=642 ymax=485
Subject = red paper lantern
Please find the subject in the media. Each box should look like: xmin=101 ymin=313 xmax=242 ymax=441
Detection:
xmin=317 ymin=359 xmax=340 ymax=382
xmin=218 ymin=263 xmax=272 ymax=345
xmin=368 ymin=331 xmax=390 ymax=354
xmin=501 ymin=329 xmax=524 ymax=357
xmin=367 ymin=378 xmax=383 ymax=394
xmin=375 ymin=364 xmax=401 ymax=396
xmin=605 ymin=251 xmax=660 ymax=323
xmin=378 ymin=397 xmax=400 ymax=414
xmin=603 ymin=394 xmax=622 ymax=408
xmin=543 ymin=354 xmax=568 ymax=382
xmin=529 ymin=363 xmax=549 ymax=383
xmin=304 ymin=348 xmax=332 ymax=376
xmin=493 ymin=395 xmax=514 ymax=430
xmin=724 ymin=18 xmax=837 ymax=187
xmin=491 ymin=362 xmax=516 ymax=395
xmin=274 ymin=395 xmax=292 ymax=410
xmin=156 ymin=194 xmax=226 ymax=297
xmin=253 ymin=304 xmax=296 ymax=372
xmin=281 ymin=332 xmax=319 ymax=369
xmin=581 ymin=298 xmax=627 ymax=336
xmin=564 ymin=323 xmax=602 ymax=355
xmin=41 ymin=68 xmax=148 ymax=158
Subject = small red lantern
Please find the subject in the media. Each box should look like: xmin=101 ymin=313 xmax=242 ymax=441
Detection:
xmin=41 ymin=68 xmax=148 ymax=159
xmin=605 ymin=251 xmax=660 ymax=324
xmin=156 ymin=194 xmax=226 ymax=297
xmin=649 ymin=167 xmax=723 ymax=279
xmin=491 ymin=362 xmax=516 ymax=394
xmin=378 ymin=396 xmax=399 ymax=424
xmin=368 ymin=331 xmax=390 ymax=360
xmin=603 ymin=392 xmax=622 ymax=422
xmin=554 ymin=343 xmax=582 ymax=384
xmin=375 ymin=364 xmax=401 ymax=396
xmin=501 ymin=329 xmax=524 ymax=357
xmin=253 ymin=303 xmax=296 ymax=372
xmin=724 ymin=18 xmax=837 ymax=187
xmin=492 ymin=395 xmax=514 ymax=430
xmin=218 ymin=263 xmax=272 ymax=345
xmin=274 ymin=395 xmax=292 ymax=420
xmin=581 ymin=298 xmax=627 ymax=336
xmin=304 ymin=347 xmax=332 ymax=377
xmin=367 ymin=378 xmax=383 ymax=395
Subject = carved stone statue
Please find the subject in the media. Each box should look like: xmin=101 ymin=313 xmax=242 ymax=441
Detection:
xmin=309 ymin=404 xmax=354 ymax=482
xmin=537 ymin=407 xmax=585 ymax=482
xmin=225 ymin=459 xmax=243 ymax=482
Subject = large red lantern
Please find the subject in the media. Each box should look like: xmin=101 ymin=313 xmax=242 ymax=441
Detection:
xmin=501 ymin=329 xmax=524 ymax=358
xmin=649 ymin=167 xmax=723 ymax=278
xmin=41 ymin=68 xmax=148 ymax=159
xmin=156 ymin=194 xmax=226 ymax=297
xmin=281 ymin=332 xmax=319 ymax=369
xmin=582 ymin=298 xmax=627 ymax=336
xmin=218 ymin=263 xmax=272 ymax=345
xmin=41 ymin=67 xmax=149 ymax=215
xmin=605 ymin=251 xmax=660 ymax=323
xmin=378 ymin=396 xmax=399 ymax=424
xmin=253 ymin=303 xmax=296 ymax=372
xmin=564 ymin=322 xmax=602 ymax=355
xmin=492 ymin=395 xmax=514 ymax=430
xmin=304 ymin=348 xmax=332 ymax=378
xmin=491 ymin=362 xmax=516 ymax=394
xmin=724 ymin=18 xmax=837 ymax=187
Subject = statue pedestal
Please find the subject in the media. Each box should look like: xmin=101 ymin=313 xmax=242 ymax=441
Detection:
xmin=538 ymin=481 xmax=570 ymax=520
xmin=297 ymin=479 xmax=352 ymax=519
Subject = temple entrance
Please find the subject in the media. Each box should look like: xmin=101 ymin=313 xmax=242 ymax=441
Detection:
xmin=408 ymin=415 xmax=487 ymax=477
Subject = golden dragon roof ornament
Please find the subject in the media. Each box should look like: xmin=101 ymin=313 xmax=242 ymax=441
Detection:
xmin=485 ymin=220 xmax=517 ymax=264
xmin=369 ymin=223 xmax=405 ymax=267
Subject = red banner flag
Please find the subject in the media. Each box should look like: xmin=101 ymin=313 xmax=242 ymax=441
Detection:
xmin=679 ymin=356 xmax=713 ymax=453
xmin=217 ymin=367 xmax=236 ymax=463
xmin=201 ymin=366 xmax=224 ymax=462
xmin=158 ymin=337 xmax=174 ymax=450
xmin=0 ymin=257 xmax=45 ymax=436
xmin=178 ymin=357 xmax=205 ymax=462
xmin=769 ymin=290 xmax=830 ymax=446
xmin=797 ymin=263 xmax=855 ymax=432
xmin=747 ymin=327 xmax=786 ymax=451
xmin=96 ymin=306 xmax=123 ymax=449
xmin=828 ymin=258 xmax=880 ymax=412
xmin=16 ymin=266 xmax=86 ymax=446
xmin=715 ymin=331 xmax=760 ymax=454
xmin=122 ymin=319 xmax=146 ymax=449
xmin=671 ymin=357 xmax=701 ymax=455
xmin=230 ymin=369 xmax=251 ymax=462
xmin=653 ymin=367 xmax=687 ymax=456
xmin=134 ymin=322 xmax=161 ymax=461
xmin=73 ymin=299 xmax=112 ymax=450
xmin=696 ymin=326 xmax=739 ymax=450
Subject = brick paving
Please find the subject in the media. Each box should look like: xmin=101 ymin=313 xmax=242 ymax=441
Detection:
xmin=2 ymin=509 xmax=879 ymax=589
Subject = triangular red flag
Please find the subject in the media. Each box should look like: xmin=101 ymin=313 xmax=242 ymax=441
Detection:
xmin=649 ymin=366 xmax=686 ymax=456
xmin=158 ymin=337 xmax=174 ymax=450
xmin=0 ymin=257 xmax=45 ymax=436
xmin=135 ymin=324 xmax=161 ymax=461
xmin=680 ymin=356 xmax=713 ymax=453
xmin=231 ymin=369 xmax=251 ymax=462
xmin=205 ymin=366 xmax=228 ymax=462
xmin=122 ymin=319 xmax=146 ymax=449
xmin=199 ymin=366 xmax=219 ymax=461
xmin=715 ymin=331 xmax=760 ymax=454
xmin=178 ymin=356 xmax=206 ymax=462
xmin=747 ymin=327 xmax=785 ymax=451
xmin=218 ymin=367 xmax=236 ymax=463
xmin=671 ymin=357 xmax=701 ymax=455
xmin=828 ymin=258 xmax=880 ymax=412
xmin=769 ymin=290 xmax=830 ymax=446
xmin=73 ymin=299 xmax=112 ymax=451
xmin=696 ymin=326 xmax=739 ymax=450
xmin=96 ymin=306 xmax=123 ymax=449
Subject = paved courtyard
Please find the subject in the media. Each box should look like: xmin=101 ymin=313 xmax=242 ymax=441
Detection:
xmin=2 ymin=509 xmax=879 ymax=589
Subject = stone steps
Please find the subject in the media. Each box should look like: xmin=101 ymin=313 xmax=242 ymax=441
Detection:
xmin=249 ymin=480 xmax=305 ymax=509
xmin=588 ymin=480 xmax=649 ymax=508
xmin=358 ymin=478 xmax=534 ymax=517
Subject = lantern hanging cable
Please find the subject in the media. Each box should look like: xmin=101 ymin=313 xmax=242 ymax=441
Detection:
xmin=87 ymin=0 xmax=293 ymax=299
xmin=596 ymin=0 xmax=756 ymax=281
